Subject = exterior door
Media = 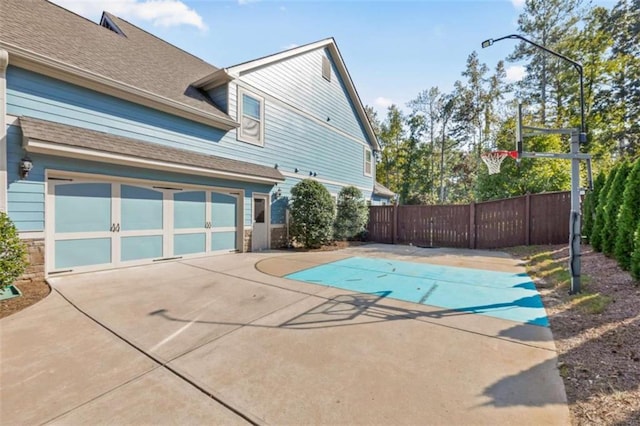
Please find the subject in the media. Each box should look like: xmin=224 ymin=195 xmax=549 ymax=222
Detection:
xmin=252 ymin=194 xmax=269 ymax=251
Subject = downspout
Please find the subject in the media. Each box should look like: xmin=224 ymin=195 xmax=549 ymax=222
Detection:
xmin=0 ymin=49 xmax=9 ymax=213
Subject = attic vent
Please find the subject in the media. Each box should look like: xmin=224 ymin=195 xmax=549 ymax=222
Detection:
xmin=99 ymin=14 xmax=125 ymax=36
xmin=322 ymin=56 xmax=331 ymax=82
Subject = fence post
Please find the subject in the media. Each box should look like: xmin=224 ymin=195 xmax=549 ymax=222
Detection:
xmin=525 ymin=194 xmax=531 ymax=246
xmin=392 ymin=205 xmax=398 ymax=244
xmin=469 ymin=202 xmax=476 ymax=249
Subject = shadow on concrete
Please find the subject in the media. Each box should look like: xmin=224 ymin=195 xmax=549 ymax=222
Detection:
xmin=480 ymin=358 xmax=566 ymax=408
xmin=149 ymin=291 xmax=553 ymax=349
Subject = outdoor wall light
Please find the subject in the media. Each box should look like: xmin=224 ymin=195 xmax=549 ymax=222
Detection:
xmin=272 ymin=187 xmax=282 ymax=201
xmin=20 ymin=157 xmax=33 ymax=179
xmin=274 ymin=163 xmax=279 ymax=169
xmin=309 ymin=171 xmax=313 ymax=176
xmin=294 ymin=168 xmax=299 ymax=173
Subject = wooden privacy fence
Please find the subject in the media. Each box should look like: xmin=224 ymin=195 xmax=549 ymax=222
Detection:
xmin=367 ymin=191 xmax=571 ymax=249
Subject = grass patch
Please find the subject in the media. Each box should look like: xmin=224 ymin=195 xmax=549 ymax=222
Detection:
xmin=570 ymin=293 xmax=612 ymax=314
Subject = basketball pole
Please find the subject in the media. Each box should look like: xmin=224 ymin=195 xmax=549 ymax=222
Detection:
xmin=483 ymin=34 xmax=588 ymax=294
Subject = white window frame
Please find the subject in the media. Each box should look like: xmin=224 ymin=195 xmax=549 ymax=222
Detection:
xmin=237 ymin=87 xmax=265 ymax=146
xmin=363 ymin=147 xmax=372 ymax=177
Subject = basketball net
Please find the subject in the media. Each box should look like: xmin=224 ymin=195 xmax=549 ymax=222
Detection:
xmin=481 ymin=151 xmax=517 ymax=175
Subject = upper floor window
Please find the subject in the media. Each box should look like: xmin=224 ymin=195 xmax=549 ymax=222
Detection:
xmin=364 ymin=147 xmax=372 ymax=176
xmin=322 ymin=56 xmax=331 ymax=82
xmin=238 ymin=88 xmax=264 ymax=146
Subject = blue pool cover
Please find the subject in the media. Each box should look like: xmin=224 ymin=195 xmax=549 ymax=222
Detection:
xmin=286 ymin=256 xmax=549 ymax=327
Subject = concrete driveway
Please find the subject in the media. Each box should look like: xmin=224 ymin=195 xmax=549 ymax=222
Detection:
xmin=0 ymin=245 xmax=570 ymax=425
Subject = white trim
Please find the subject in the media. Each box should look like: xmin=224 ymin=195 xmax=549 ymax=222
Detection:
xmin=26 ymin=140 xmax=283 ymax=184
xmin=1 ymin=43 xmax=239 ymax=131
xmin=19 ymin=231 xmax=44 ymax=239
xmin=235 ymin=80 xmax=371 ymax=149
xmin=0 ymin=49 xmax=8 ymax=213
xmin=226 ymin=39 xmax=379 ymax=151
xmin=236 ymin=87 xmax=265 ymax=146
xmin=5 ymin=114 xmax=19 ymax=125
xmin=211 ymin=226 xmax=238 ymax=232
xmin=280 ymin=170 xmax=371 ymax=193
xmin=270 ymin=224 xmax=285 ymax=229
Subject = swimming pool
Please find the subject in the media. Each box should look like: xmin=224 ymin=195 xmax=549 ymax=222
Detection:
xmin=285 ymin=256 xmax=549 ymax=327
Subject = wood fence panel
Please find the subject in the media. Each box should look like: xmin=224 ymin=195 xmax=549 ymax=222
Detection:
xmin=368 ymin=206 xmax=394 ymax=243
xmin=530 ymin=191 xmax=571 ymax=244
xmin=367 ymin=191 xmax=570 ymax=249
xmin=475 ymin=197 xmax=527 ymax=249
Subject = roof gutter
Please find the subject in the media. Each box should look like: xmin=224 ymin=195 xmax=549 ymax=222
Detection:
xmin=191 ymin=68 xmax=234 ymax=91
xmin=2 ymin=43 xmax=239 ymax=131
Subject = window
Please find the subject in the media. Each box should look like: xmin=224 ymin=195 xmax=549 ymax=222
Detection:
xmin=238 ymin=88 xmax=264 ymax=146
xmin=364 ymin=147 xmax=372 ymax=176
xmin=322 ymin=56 xmax=331 ymax=82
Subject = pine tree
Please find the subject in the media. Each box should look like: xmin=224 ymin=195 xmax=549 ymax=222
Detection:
xmin=602 ymin=161 xmax=631 ymax=256
xmin=614 ymin=158 xmax=640 ymax=269
xmin=591 ymin=165 xmax=618 ymax=252
xmin=582 ymin=171 xmax=605 ymax=242
xmin=631 ymin=220 xmax=640 ymax=280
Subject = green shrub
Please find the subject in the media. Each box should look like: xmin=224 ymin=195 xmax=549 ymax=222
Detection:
xmin=602 ymin=161 xmax=631 ymax=256
xmin=288 ymin=179 xmax=335 ymax=249
xmin=582 ymin=171 xmax=605 ymax=243
xmin=334 ymin=186 xmax=368 ymax=240
xmin=591 ymin=165 xmax=618 ymax=252
xmin=632 ymin=220 xmax=640 ymax=281
xmin=0 ymin=212 xmax=28 ymax=291
xmin=614 ymin=158 xmax=640 ymax=269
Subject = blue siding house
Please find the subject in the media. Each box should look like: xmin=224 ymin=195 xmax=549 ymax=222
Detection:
xmin=0 ymin=0 xmax=391 ymax=276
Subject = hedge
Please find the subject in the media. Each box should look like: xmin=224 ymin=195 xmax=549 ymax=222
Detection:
xmin=614 ymin=158 xmax=640 ymax=270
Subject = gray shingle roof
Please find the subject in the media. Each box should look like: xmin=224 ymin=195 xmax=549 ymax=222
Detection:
xmin=1 ymin=0 xmax=232 ymax=124
xmin=374 ymin=182 xmax=395 ymax=198
xmin=20 ymin=116 xmax=284 ymax=182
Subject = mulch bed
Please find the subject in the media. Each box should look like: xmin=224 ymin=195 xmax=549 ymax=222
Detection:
xmin=0 ymin=279 xmax=50 ymax=319
xmin=505 ymin=244 xmax=640 ymax=426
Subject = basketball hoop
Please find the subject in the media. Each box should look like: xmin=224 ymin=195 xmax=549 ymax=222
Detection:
xmin=481 ymin=150 xmax=518 ymax=175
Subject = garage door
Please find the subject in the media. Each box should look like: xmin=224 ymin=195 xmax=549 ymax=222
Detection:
xmin=47 ymin=176 xmax=241 ymax=274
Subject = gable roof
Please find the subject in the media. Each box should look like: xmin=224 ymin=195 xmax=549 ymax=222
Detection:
xmin=20 ymin=116 xmax=284 ymax=184
xmin=373 ymin=182 xmax=396 ymax=198
xmin=193 ymin=38 xmax=381 ymax=151
xmin=0 ymin=0 xmax=236 ymax=130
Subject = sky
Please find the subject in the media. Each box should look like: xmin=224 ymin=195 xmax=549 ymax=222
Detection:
xmin=50 ymin=0 xmax=614 ymax=117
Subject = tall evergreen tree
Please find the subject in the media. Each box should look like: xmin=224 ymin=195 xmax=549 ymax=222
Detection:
xmin=632 ymin=220 xmax=640 ymax=280
xmin=582 ymin=171 xmax=606 ymax=242
xmin=614 ymin=158 xmax=640 ymax=269
xmin=591 ymin=165 xmax=618 ymax=252
xmin=602 ymin=161 xmax=631 ymax=255
xmin=509 ymin=0 xmax=583 ymax=125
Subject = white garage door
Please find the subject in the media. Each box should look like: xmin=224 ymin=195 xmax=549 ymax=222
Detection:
xmin=47 ymin=175 xmax=242 ymax=275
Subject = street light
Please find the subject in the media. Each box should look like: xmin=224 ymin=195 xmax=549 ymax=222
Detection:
xmin=482 ymin=34 xmax=589 ymax=295
xmin=481 ymin=34 xmax=586 ymax=143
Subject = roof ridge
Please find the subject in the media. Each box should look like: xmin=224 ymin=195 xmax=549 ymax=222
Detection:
xmin=43 ymin=0 xmax=104 ymax=29
xmin=227 ymin=37 xmax=334 ymax=69
xmin=105 ymin=13 xmax=218 ymax=70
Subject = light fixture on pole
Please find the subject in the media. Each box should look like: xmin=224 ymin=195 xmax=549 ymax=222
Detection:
xmin=482 ymin=34 xmax=588 ymax=295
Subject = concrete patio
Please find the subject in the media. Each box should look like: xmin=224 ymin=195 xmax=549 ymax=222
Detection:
xmin=0 ymin=245 xmax=570 ymax=425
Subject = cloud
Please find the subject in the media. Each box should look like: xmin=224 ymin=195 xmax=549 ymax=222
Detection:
xmin=51 ymin=0 xmax=207 ymax=31
xmin=238 ymin=0 xmax=260 ymax=4
xmin=505 ymin=65 xmax=526 ymax=82
xmin=374 ymin=97 xmax=394 ymax=109
xmin=511 ymin=0 xmax=526 ymax=8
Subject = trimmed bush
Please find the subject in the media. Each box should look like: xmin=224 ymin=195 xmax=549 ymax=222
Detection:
xmin=632 ymin=220 xmax=640 ymax=281
xmin=614 ymin=158 xmax=640 ymax=270
xmin=591 ymin=166 xmax=618 ymax=252
xmin=602 ymin=161 xmax=631 ymax=256
xmin=334 ymin=186 xmax=368 ymax=240
xmin=288 ymin=179 xmax=335 ymax=249
xmin=0 ymin=212 xmax=28 ymax=291
xmin=582 ymin=171 xmax=605 ymax=243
